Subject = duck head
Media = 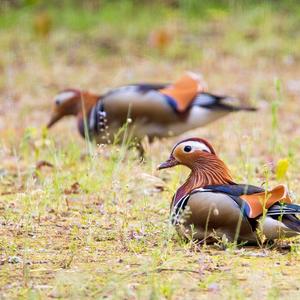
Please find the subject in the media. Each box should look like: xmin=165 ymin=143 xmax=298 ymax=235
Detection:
xmin=158 ymin=138 xmax=234 ymax=197
xmin=47 ymin=89 xmax=100 ymax=128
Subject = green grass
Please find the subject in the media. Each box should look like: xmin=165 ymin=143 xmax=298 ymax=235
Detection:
xmin=1 ymin=1 xmax=300 ymax=299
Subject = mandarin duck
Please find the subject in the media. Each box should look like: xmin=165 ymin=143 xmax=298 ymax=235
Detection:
xmin=47 ymin=73 xmax=256 ymax=145
xmin=158 ymin=137 xmax=300 ymax=244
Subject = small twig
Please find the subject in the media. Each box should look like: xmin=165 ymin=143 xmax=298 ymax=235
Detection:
xmin=156 ymin=267 xmax=199 ymax=274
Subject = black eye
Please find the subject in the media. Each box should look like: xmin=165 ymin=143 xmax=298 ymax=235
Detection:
xmin=183 ymin=145 xmax=192 ymax=153
xmin=55 ymin=100 xmax=61 ymax=106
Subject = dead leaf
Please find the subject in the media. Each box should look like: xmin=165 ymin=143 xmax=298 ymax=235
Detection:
xmin=36 ymin=160 xmax=54 ymax=170
xmin=148 ymin=28 xmax=172 ymax=51
xmin=64 ymin=182 xmax=81 ymax=195
xmin=33 ymin=11 xmax=52 ymax=38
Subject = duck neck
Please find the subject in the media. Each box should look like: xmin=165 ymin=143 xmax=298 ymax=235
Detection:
xmin=77 ymin=92 xmax=101 ymax=137
xmin=77 ymin=92 xmax=100 ymax=118
xmin=174 ymin=157 xmax=234 ymax=204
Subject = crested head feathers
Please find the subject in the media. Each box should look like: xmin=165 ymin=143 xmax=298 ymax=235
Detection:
xmin=159 ymin=137 xmax=235 ymax=203
xmin=48 ymin=89 xmax=100 ymax=128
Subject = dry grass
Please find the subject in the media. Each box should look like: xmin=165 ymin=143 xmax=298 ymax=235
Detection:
xmin=1 ymin=2 xmax=300 ymax=299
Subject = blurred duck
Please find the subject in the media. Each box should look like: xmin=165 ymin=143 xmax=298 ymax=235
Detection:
xmin=47 ymin=73 xmax=256 ymax=144
xmin=158 ymin=137 xmax=300 ymax=244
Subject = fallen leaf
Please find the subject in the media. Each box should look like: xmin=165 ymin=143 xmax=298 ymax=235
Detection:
xmin=148 ymin=28 xmax=172 ymax=51
xmin=36 ymin=160 xmax=54 ymax=170
xmin=33 ymin=11 xmax=52 ymax=38
xmin=64 ymin=182 xmax=81 ymax=195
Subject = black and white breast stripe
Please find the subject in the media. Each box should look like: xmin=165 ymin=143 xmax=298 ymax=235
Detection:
xmin=171 ymin=188 xmax=212 ymax=225
xmin=87 ymin=98 xmax=107 ymax=135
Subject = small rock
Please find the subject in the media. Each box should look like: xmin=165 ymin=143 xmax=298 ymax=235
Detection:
xmin=8 ymin=256 xmax=22 ymax=264
xmin=208 ymin=283 xmax=220 ymax=292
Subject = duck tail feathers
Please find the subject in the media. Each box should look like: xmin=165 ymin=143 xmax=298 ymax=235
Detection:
xmin=218 ymin=96 xmax=257 ymax=112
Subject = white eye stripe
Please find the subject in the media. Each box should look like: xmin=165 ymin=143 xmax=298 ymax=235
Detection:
xmin=181 ymin=141 xmax=211 ymax=153
xmin=55 ymin=91 xmax=77 ymax=104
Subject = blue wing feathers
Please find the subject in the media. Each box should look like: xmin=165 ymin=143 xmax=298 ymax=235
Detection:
xmin=204 ymin=184 xmax=264 ymax=196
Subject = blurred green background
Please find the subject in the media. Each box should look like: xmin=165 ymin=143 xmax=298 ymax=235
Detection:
xmin=1 ymin=0 xmax=300 ymax=63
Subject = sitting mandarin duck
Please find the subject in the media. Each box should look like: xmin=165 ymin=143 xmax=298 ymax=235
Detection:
xmin=158 ymin=137 xmax=300 ymax=244
xmin=47 ymin=73 xmax=256 ymax=144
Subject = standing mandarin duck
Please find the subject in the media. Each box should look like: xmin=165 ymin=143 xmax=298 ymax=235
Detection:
xmin=47 ymin=73 xmax=256 ymax=144
xmin=158 ymin=137 xmax=300 ymax=244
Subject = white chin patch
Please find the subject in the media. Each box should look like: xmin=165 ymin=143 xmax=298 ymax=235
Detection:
xmin=55 ymin=91 xmax=77 ymax=104
xmin=180 ymin=141 xmax=211 ymax=153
